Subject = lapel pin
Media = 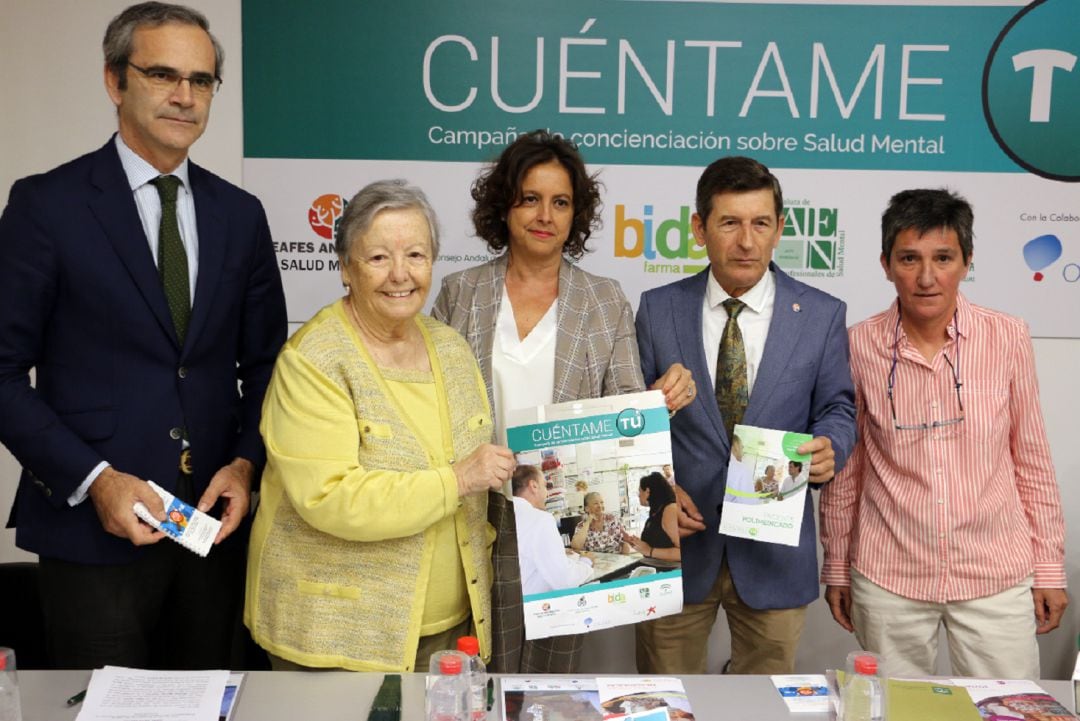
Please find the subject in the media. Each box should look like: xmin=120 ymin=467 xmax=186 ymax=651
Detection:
xmin=792 ymin=303 xmax=801 ymax=313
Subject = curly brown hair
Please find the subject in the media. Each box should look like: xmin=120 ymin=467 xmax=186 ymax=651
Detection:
xmin=471 ymin=130 xmax=602 ymax=260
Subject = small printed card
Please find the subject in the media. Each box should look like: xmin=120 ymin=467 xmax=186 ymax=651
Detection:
xmin=771 ymin=674 xmax=830 ymax=713
xmin=718 ymin=424 xmax=812 ymax=547
xmin=133 ymin=480 xmax=221 ymax=557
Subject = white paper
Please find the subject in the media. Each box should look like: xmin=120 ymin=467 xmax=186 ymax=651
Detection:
xmin=718 ymin=424 xmax=812 ymax=547
xmin=75 ymin=666 xmax=229 ymax=721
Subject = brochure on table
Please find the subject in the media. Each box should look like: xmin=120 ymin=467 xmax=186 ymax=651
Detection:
xmin=505 ymin=390 xmax=683 ymax=640
xmin=597 ymin=677 xmax=695 ymax=720
xmin=718 ymin=424 xmax=812 ymax=547
xmin=951 ymin=678 xmax=1077 ymax=721
xmin=501 ymin=677 xmax=602 ymax=721
xmin=500 ymin=677 xmax=695 ymax=721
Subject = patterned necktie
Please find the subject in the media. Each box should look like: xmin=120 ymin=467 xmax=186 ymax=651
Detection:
xmin=715 ymin=298 xmax=748 ymax=441
xmin=151 ymin=175 xmax=190 ymax=343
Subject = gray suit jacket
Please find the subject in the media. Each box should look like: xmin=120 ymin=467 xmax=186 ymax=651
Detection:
xmin=636 ymin=264 xmax=856 ymax=609
xmin=432 ymin=254 xmax=644 ymax=412
xmin=432 ymin=253 xmax=644 ymax=672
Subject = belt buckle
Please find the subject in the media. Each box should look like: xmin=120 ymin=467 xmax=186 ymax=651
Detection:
xmin=179 ymin=448 xmax=193 ymax=476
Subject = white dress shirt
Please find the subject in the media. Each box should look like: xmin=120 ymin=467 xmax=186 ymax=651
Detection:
xmin=68 ymin=136 xmax=200 ymax=505
xmin=701 ymin=268 xmax=775 ymax=393
xmin=512 ymin=496 xmax=593 ymax=596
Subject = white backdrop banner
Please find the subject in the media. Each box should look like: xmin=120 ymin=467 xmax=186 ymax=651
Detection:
xmin=241 ymin=0 xmax=1080 ymax=336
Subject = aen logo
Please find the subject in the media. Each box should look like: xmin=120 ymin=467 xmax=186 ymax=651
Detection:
xmin=983 ymin=0 xmax=1080 ymax=181
xmin=308 ymin=194 xmax=346 ymax=240
xmin=775 ymin=204 xmax=845 ymax=278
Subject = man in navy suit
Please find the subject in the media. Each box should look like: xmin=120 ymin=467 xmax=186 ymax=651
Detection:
xmin=635 ymin=156 xmax=856 ymax=674
xmin=0 ymin=3 xmax=286 ymax=669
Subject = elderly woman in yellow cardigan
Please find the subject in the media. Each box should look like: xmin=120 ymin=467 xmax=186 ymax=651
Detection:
xmin=245 ymin=180 xmax=515 ymax=672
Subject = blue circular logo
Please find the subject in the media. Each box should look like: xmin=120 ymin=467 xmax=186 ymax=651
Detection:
xmin=983 ymin=0 xmax=1080 ymax=181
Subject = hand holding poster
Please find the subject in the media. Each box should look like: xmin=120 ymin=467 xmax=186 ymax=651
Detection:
xmin=505 ymin=390 xmax=683 ymax=640
xmin=719 ymin=424 xmax=812 ymax=547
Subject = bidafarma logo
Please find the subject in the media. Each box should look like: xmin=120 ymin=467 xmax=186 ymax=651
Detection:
xmin=775 ymin=201 xmax=846 ymax=278
xmin=308 ymin=194 xmax=346 ymax=240
xmin=613 ymin=203 xmax=708 ymax=275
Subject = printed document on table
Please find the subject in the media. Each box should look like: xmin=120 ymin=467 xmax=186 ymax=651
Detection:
xmin=596 ymin=676 xmax=695 ymax=720
xmin=75 ymin=666 xmax=229 ymax=721
xmin=718 ymin=424 xmax=812 ymax=547
xmin=950 ymin=678 xmax=1076 ymax=720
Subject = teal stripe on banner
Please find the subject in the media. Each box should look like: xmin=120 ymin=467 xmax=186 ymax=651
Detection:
xmin=523 ymin=569 xmax=682 ymax=603
xmin=507 ymin=406 xmax=671 ymax=453
xmin=242 ymin=0 xmax=1029 ymax=172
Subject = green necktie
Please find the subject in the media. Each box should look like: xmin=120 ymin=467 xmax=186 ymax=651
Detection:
xmin=151 ymin=175 xmax=190 ymax=343
xmin=715 ymin=298 xmax=748 ymax=441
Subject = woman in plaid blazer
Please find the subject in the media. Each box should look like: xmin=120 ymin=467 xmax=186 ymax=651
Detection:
xmin=433 ymin=130 xmax=696 ymax=673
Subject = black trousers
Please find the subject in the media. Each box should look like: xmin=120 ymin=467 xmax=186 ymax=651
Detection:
xmin=38 ymin=477 xmax=247 ymax=670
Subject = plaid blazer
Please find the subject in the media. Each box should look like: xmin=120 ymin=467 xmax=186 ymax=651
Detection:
xmin=433 ymin=254 xmax=645 ymax=672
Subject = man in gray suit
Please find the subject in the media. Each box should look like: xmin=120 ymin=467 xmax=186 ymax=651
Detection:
xmin=634 ymin=156 xmax=856 ymax=674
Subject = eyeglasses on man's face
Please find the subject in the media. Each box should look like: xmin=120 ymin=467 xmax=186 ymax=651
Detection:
xmin=127 ymin=62 xmax=221 ymax=97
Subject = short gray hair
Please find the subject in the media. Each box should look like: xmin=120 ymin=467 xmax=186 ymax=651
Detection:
xmin=335 ymin=180 xmax=441 ymax=263
xmin=583 ymin=491 xmax=603 ymax=507
xmin=104 ymin=2 xmax=224 ymax=90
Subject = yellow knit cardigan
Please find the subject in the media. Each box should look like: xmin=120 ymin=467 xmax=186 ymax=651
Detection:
xmin=245 ymin=301 xmax=494 ymax=671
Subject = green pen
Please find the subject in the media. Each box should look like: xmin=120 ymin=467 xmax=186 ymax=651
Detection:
xmin=66 ymin=689 xmax=87 ymax=706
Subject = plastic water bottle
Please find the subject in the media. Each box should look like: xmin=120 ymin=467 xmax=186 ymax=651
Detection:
xmin=842 ymin=652 xmax=883 ymax=721
xmin=426 ymin=650 xmax=470 ymax=721
xmin=456 ymin=636 xmax=487 ymax=721
xmin=0 ymin=648 xmax=22 ymax=721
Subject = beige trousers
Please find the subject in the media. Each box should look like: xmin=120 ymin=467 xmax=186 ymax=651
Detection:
xmin=850 ymin=569 xmax=1039 ymax=680
xmin=636 ymin=558 xmax=807 ymax=674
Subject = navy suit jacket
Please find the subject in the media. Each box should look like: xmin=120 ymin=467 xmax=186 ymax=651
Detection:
xmin=636 ymin=265 xmax=856 ymax=609
xmin=0 ymin=138 xmax=287 ymax=565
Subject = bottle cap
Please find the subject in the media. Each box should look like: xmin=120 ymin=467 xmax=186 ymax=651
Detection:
xmin=853 ymin=654 xmax=878 ymax=675
xmin=438 ymin=653 xmax=463 ymax=675
xmin=456 ymin=636 xmax=480 ymax=657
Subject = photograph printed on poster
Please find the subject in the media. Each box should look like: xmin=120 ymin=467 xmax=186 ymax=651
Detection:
xmin=504 ymin=390 xmax=683 ymax=640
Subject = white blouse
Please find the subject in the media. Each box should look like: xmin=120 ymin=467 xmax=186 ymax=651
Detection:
xmin=491 ymin=286 xmax=558 ymax=444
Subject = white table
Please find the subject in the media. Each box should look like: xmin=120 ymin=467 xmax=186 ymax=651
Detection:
xmin=17 ymin=670 xmax=1075 ymax=721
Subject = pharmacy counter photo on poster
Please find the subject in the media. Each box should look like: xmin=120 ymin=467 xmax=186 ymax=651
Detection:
xmin=504 ymin=391 xmax=683 ymax=640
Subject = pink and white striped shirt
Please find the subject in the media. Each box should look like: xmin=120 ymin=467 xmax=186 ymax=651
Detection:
xmin=820 ymin=294 xmax=1065 ymax=602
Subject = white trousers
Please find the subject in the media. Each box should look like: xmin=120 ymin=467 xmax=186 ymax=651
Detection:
xmin=850 ymin=570 xmax=1039 ymax=680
